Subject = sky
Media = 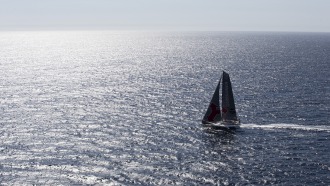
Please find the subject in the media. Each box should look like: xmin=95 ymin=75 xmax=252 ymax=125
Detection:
xmin=0 ymin=0 xmax=329 ymax=32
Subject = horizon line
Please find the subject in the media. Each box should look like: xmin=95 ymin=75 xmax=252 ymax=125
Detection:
xmin=0 ymin=27 xmax=329 ymax=34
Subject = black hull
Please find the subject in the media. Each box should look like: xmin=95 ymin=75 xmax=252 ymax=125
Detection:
xmin=202 ymin=120 xmax=240 ymax=134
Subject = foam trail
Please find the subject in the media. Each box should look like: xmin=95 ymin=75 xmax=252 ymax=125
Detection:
xmin=241 ymin=123 xmax=330 ymax=132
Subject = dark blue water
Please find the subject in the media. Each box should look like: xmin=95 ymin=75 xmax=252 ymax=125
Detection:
xmin=0 ymin=31 xmax=329 ymax=185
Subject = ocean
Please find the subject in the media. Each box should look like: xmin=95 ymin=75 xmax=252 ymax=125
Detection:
xmin=0 ymin=31 xmax=329 ymax=185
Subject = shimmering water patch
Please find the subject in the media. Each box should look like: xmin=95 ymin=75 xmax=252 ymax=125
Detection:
xmin=0 ymin=31 xmax=329 ymax=185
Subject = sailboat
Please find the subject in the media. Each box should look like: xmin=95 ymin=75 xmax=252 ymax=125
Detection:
xmin=202 ymin=71 xmax=240 ymax=131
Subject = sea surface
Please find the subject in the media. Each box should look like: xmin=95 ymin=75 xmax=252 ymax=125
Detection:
xmin=0 ymin=31 xmax=329 ymax=185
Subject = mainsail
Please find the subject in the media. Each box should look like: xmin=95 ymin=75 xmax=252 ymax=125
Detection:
xmin=202 ymin=79 xmax=221 ymax=124
xmin=221 ymin=71 xmax=238 ymax=121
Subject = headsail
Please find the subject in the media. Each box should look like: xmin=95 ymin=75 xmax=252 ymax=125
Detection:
xmin=202 ymin=79 xmax=222 ymax=124
xmin=221 ymin=71 xmax=238 ymax=121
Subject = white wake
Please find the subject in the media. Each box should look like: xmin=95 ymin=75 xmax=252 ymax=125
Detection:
xmin=241 ymin=123 xmax=330 ymax=132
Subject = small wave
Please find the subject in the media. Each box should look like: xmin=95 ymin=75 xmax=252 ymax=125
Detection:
xmin=241 ymin=123 xmax=330 ymax=132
